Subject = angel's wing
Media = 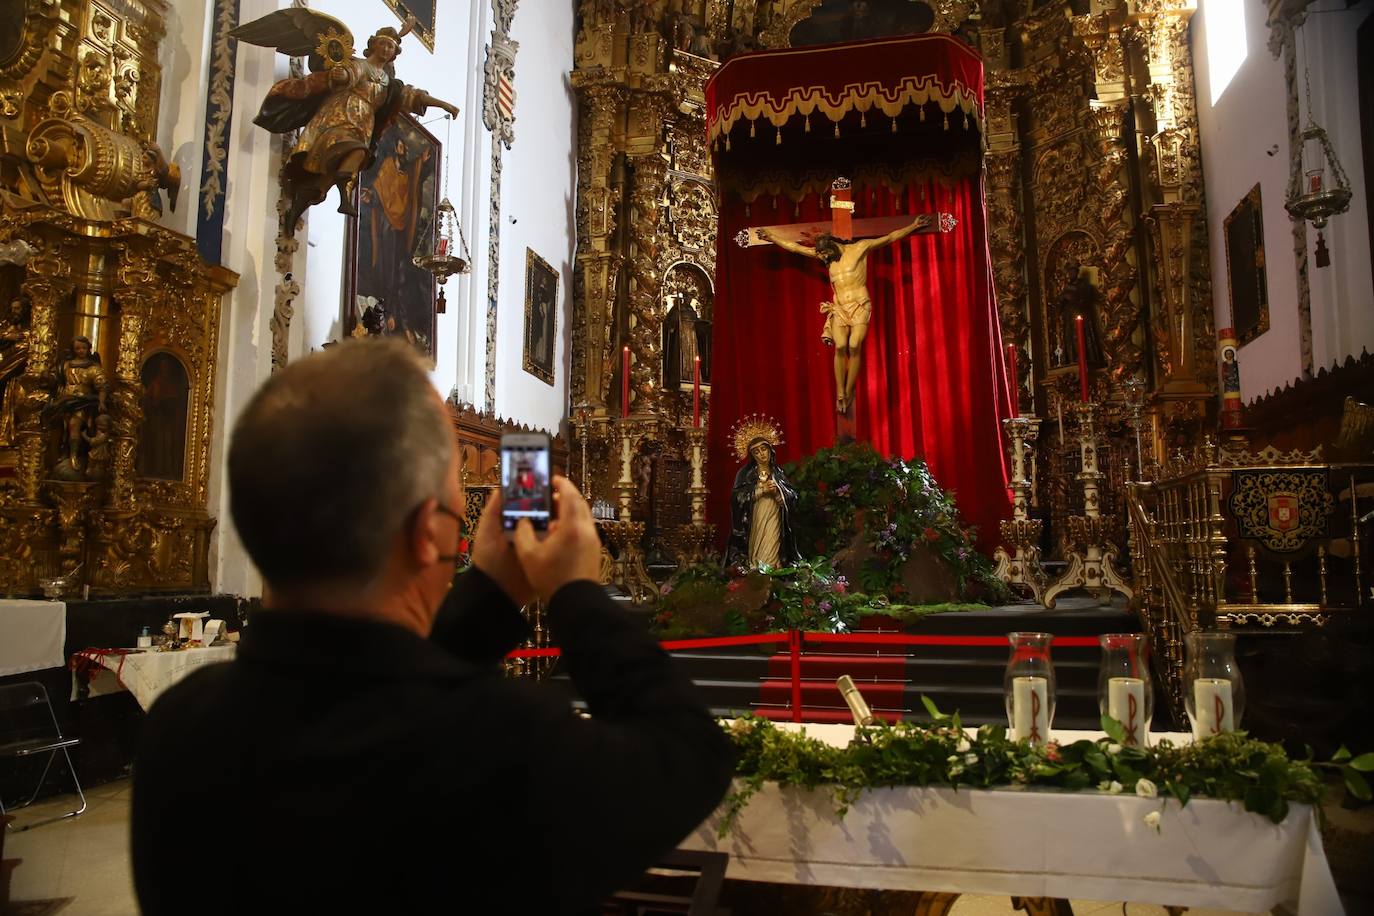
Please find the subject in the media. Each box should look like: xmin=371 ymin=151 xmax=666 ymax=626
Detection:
xmin=229 ymin=8 xmax=353 ymax=69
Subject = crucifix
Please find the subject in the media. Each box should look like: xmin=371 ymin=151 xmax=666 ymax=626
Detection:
xmin=736 ymin=178 xmax=955 ymax=416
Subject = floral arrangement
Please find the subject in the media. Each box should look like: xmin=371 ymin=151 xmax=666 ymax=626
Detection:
xmin=652 ymin=558 xmax=867 ymax=638
xmin=782 ymin=442 xmax=1009 ymax=603
xmin=719 ymin=704 xmax=1336 ymax=836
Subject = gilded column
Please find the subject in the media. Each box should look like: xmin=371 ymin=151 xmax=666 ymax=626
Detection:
xmin=109 ymin=260 xmax=157 ymax=510
xmin=570 ymin=81 xmax=627 ymax=412
xmin=624 ymin=138 xmax=669 ymax=417
xmin=17 ymin=242 xmax=71 ymax=504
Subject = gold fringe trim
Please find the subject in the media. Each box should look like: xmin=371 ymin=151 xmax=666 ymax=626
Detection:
xmin=708 ymin=73 xmax=982 ymax=145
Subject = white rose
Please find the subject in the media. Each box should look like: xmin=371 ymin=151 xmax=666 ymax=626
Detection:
xmin=1107 ymin=743 xmax=1123 ymax=756
xmin=965 ymin=753 xmax=978 ymax=765
xmin=1143 ymin=810 xmax=1162 ymax=832
xmin=956 ymin=739 xmax=971 ymax=753
xmin=947 ymin=755 xmax=961 ymax=764
xmin=949 ymin=764 xmax=965 ymax=777
xmin=1136 ymin=778 xmax=1158 ymax=798
xmin=1107 ymin=780 xmax=1124 ymax=795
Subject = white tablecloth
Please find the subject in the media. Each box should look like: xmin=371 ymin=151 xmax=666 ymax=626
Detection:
xmin=682 ymin=722 xmax=1343 ymax=915
xmin=0 ymin=599 xmax=66 ymax=676
xmin=73 ymin=645 xmax=235 ymax=712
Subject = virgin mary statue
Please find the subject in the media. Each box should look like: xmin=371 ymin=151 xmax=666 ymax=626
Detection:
xmin=724 ymin=416 xmax=800 ymax=570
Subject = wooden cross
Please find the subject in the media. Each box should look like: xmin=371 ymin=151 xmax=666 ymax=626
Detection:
xmin=733 ymin=177 xmax=955 ymax=250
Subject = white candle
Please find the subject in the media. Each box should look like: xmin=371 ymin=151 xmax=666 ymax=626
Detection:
xmin=1108 ymin=677 xmax=1146 ymax=747
xmin=1012 ymin=676 xmax=1049 ymax=746
xmin=1192 ymin=678 xmax=1234 ymax=738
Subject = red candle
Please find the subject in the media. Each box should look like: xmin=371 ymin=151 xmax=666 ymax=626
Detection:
xmin=693 ymin=355 xmax=701 ymax=428
xmin=1075 ymin=314 xmax=1089 ymax=402
xmin=622 ymin=346 xmax=630 ymax=418
xmin=1005 ymin=343 xmax=1019 ymax=417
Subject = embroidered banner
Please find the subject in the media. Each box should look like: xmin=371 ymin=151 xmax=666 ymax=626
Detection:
xmin=196 ymin=0 xmax=241 ymax=265
xmin=1228 ymin=468 xmax=1333 ymax=553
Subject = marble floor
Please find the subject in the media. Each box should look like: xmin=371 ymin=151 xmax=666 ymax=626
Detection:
xmin=4 ymin=780 xmax=1271 ymax=915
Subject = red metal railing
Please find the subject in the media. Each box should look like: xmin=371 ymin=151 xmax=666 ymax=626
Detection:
xmin=507 ymin=630 xmax=1102 ymax=723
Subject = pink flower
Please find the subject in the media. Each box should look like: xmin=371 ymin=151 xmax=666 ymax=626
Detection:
xmin=726 ymin=579 xmax=744 ymax=593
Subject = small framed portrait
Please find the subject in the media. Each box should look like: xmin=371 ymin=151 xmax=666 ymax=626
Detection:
xmin=523 ymin=249 xmax=557 ymax=385
xmin=1223 ymin=184 xmax=1270 ymax=345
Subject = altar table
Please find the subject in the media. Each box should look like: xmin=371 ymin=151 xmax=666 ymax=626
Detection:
xmin=681 ymin=723 xmax=1343 ymax=915
xmin=0 ymin=599 xmax=66 ymax=676
xmin=71 ymin=645 xmax=235 ymax=712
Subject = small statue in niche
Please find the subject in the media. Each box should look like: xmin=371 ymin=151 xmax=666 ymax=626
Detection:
xmin=662 ymin=292 xmax=701 ymax=390
xmin=231 ymin=10 xmax=460 ymax=232
xmin=83 ymin=413 xmax=113 ymax=480
xmin=724 ymin=416 xmax=800 ymax=570
xmin=634 ymin=451 xmax=653 ymax=504
xmin=1050 ymin=261 xmax=1107 ymax=370
xmin=41 ymin=336 xmax=108 ymax=479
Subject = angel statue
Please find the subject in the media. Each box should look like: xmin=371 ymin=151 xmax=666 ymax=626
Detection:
xmin=724 ymin=415 xmax=800 ymax=571
xmin=231 ymin=10 xmax=460 ymax=232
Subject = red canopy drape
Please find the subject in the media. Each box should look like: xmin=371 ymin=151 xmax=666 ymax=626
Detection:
xmin=705 ymin=35 xmax=1012 ymax=553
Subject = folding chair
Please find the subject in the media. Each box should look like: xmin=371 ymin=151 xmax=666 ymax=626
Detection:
xmin=0 ymin=681 xmax=86 ymax=831
xmin=604 ymin=849 xmax=730 ymax=915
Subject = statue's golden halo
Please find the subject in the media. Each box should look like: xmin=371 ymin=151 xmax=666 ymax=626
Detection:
xmin=732 ymin=414 xmax=784 ymax=461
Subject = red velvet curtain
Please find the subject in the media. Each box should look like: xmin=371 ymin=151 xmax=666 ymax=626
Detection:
xmin=707 ymin=175 xmax=1013 ymax=552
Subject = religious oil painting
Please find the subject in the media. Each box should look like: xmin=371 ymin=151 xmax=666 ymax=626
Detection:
xmin=383 ymin=0 xmax=436 ymax=51
xmin=789 ymin=0 xmax=935 ymax=46
xmin=345 ymin=112 xmax=439 ymax=359
xmin=1223 ymin=184 xmax=1269 ymax=345
xmin=523 ymin=249 xmax=557 ymax=386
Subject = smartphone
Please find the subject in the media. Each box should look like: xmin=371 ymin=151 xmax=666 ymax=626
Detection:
xmin=500 ymin=432 xmax=552 ymax=534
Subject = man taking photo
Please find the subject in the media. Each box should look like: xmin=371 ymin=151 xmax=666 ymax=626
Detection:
xmin=131 ymin=339 xmax=733 ymax=914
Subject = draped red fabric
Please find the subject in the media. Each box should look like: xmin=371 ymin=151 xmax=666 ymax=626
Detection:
xmin=707 ymin=176 xmax=1013 ymax=554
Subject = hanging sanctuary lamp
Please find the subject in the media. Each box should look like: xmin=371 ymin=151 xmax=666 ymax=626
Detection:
xmin=413 ymin=115 xmax=472 ymax=313
xmin=1283 ymin=23 xmax=1352 ymax=269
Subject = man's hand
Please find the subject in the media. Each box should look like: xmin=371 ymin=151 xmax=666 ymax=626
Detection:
xmin=512 ymin=475 xmax=603 ymax=604
xmin=470 ymin=490 xmax=535 ymax=607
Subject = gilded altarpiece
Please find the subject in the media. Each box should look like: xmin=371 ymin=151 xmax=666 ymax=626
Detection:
xmin=569 ymin=0 xmax=1215 ymax=563
xmin=0 ymin=0 xmax=235 ymax=596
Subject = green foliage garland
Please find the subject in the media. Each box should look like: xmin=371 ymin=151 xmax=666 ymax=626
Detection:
xmin=719 ymin=706 xmax=1327 ymax=836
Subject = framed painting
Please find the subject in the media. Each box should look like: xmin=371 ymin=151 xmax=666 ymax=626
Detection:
xmin=344 ymin=112 xmax=439 ymax=359
xmin=383 ymin=0 xmax=435 ymax=52
xmin=523 ymin=250 xmax=557 ymax=386
xmin=1223 ymin=184 xmax=1269 ymax=345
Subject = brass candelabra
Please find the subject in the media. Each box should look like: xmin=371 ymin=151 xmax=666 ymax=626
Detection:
xmin=1043 ymin=401 xmax=1134 ymax=608
xmin=993 ymin=416 xmax=1048 ymax=600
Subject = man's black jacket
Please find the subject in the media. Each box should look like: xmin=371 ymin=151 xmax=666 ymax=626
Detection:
xmin=131 ymin=571 xmax=734 ymax=914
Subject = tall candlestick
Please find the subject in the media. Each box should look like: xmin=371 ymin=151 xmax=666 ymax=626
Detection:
xmin=693 ymin=355 xmax=701 ymax=428
xmin=1005 ymin=343 xmax=1020 ymax=417
xmin=1075 ymin=315 xmax=1089 ymax=402
xmin=621 ymin=346 xmax=630 ymax=418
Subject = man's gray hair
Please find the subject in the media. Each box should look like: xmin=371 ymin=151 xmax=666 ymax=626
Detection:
xmin=228 ymin=339 xmax=452 ymax=591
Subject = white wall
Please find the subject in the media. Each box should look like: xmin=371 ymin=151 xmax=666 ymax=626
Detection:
xmin=492 ymin=0 xmax=577 ymax=432
xmin=1194 ymin=0 xmax=1374 ymax=401
xmin=156 ymin=0 xmax=577 ymax=595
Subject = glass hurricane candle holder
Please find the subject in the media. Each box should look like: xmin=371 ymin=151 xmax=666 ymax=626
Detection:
xmin=1004 ymin=632 xmax=1055 ymax=746
xmin=1097 ymin=633 xmax=1152 ymax=747
xmin=1184 ymin=631 xmax=1246 ymax=741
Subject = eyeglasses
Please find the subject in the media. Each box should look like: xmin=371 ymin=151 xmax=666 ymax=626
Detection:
xmin=434 ymin=502 xmax=466 ymax=564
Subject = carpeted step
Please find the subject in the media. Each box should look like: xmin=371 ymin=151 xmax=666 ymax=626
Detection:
xmin=764 ymin=653 xmax=908 ymax=680
xmin=752 ymin=705 xmax=908 ymax=724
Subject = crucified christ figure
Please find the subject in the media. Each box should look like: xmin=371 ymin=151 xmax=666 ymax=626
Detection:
xmin=757 ymin=217 xmax=927 ymax=414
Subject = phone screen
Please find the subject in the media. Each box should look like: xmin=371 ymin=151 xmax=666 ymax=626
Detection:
xmin=501 ymin=438 xmax=551 ymax=531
